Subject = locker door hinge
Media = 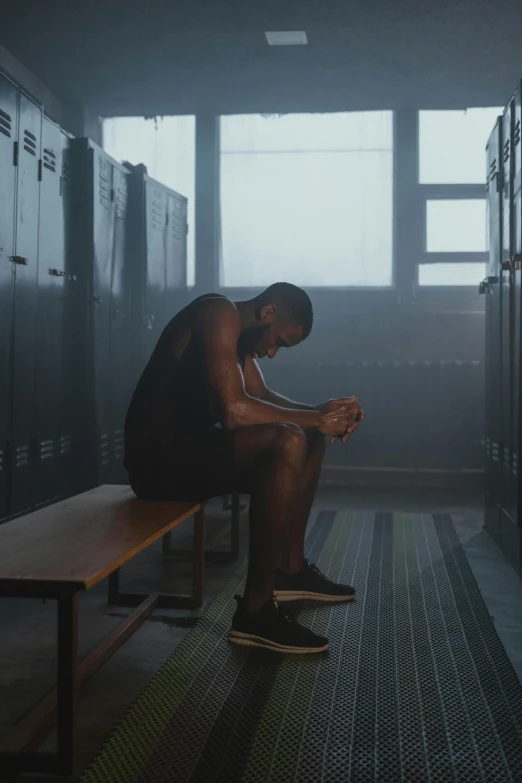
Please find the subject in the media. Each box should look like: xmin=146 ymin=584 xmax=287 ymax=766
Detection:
xmin=38 ymin=159 xmax=42 ymax=181
xmin=13 ymin=141 xmax=18 ymax=167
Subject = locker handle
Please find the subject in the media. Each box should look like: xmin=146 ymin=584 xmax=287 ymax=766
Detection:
xmin=49 ymin=268 xmax=66 ymax=277
xmin=479 ymin=276 xmax=498 ymax=294
xmin=9 ymin=255 xmax=27 ymax=265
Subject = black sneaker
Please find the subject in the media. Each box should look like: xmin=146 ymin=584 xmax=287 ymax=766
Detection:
xmin=228 ymin=594 xmax=330 ymax=654
xmin=274 ymin=559 xmax=356 ymax=603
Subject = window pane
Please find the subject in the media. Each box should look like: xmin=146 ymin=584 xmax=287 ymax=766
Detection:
xmin=103 ymin=116 xmax=196 ymax=286
xmin=426 ymin=199 xmax=487 ymax=252
xmin=220 ymin=112 xmax=393 ymax=287
xmin=419 ymin=108 xmax=503 ymax=184
xmin=418 ymin=262 xmax=486 ymax=286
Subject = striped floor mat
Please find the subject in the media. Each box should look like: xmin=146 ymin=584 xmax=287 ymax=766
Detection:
xmin=81 ymin=511 xmax=522 ymax=783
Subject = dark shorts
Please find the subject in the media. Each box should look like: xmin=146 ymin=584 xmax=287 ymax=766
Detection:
xmin=127 ymin=426 xmax=240 ymax=502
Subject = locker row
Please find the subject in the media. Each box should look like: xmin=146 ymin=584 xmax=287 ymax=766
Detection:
xmin=484 ymin=80 xmax=522 ymax=574
xmin=0 ymin=72 xmax=188 ymax=522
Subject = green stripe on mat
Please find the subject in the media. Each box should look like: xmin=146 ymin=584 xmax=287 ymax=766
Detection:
xmin=80 ymin=559 xmax=248 ymax=783
xmin=241 ymin=511 xmax=355 ymax=782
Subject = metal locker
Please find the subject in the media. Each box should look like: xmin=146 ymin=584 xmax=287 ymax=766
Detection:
xmin=10 ymin=92 xmax=42 ymax=515
xmin=69 ymin=139 xmax=130 ymax=488
xmin=108 ymin=165 xmax=131 ymax=483
xmin=0 ymin=74 xmax=18 ymax=520
xmin=511 ymin=83 xmax=522 ymax=535
xmin=125 ymin=164 xmax=188 ymax=382
xmin=145 ymin=179 xmax=169 ymax=342
xmin=165 ymin=190 xmax=188 ymax=311
xmin=484 ymin=118 xmax=503 ymax=542
xmin=500 ymin=99 xmax=514 ymax=523
xmin=34 ymin=117 xmax=71 ymax=506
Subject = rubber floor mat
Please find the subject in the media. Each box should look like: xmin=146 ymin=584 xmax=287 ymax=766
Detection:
xmin=80 ymin=511 xmax=522 ymax=783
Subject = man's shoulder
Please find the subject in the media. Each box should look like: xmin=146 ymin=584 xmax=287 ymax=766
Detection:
xmin=194 ymin=294 xmax=239 ymax=328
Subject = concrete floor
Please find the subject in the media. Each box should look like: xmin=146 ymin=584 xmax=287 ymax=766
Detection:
xmin=0 ymin=485 xmax=521 ymax=782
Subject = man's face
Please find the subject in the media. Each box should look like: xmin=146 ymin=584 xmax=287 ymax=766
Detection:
xmin=251 ymin=319 xmax=304 ymax=360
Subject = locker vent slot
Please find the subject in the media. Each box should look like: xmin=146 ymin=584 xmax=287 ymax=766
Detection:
xmin=62 ymin=159 xmax=71 ymax=183
xmin=491 ymin=441 xmax=500 ymax=462
xmin=513 ymin=451 xmax=518 ymax=477
xmin=515 ymin=119 xmax=521 ymax=146
xmin=0 ymin=109 xmax=12 ymax=138
xmin=60 ymin=434 xmax=72 ymax=455
xmin=116 ymin=185 xmax=127 ymax=219
xmin=113 ymin=430 xmax=124 ymax=460
xmin=40 ymin=439 xmax=54 ymax=461
xmin=23 ymin=129 xmax=37 ymax=156
xmin=43 ymin=147 xmax=57 ymax=173
xmin=0 ymin=447 xmax=3 ymax=471
xmin=100 ymin=433 xmax=110 ymax=465
xmin=16 ymin=444 xmax=30 ymax=468
xmin=504 ymin=138 xmax=510 ymax=164
xmin=100 ymin=161 xmax=110 ymax=208
xmin=152 ymin=199 xmax=165 ymax=231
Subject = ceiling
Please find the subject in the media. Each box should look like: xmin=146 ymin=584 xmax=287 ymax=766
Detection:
xmin=0 ymin=0 xmax=521 ymax=117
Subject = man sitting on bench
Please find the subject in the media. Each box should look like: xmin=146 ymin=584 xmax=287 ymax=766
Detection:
xmin=124 ymin=283 xmax=364 ymax=654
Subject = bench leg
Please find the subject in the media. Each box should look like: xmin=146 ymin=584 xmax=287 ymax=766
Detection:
xmin=57 ymin=591 xmax=79 ymax=774
xmin=0 ymin=592 xmax=79 ymax=776
xmin=163 ymin=493 xmax=243 ymax=563
xmin=110 ymin=507 xmax=206 ymax=610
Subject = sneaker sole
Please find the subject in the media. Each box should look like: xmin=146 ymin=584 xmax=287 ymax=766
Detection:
xmin=274 ymin=590 xmax=356 ymax=603
xmin=228 ymin=630 xmax=329 ymax=654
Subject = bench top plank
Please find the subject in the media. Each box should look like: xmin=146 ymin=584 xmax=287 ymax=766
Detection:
xmin=0 ymin=485 xmax=201 ymax=592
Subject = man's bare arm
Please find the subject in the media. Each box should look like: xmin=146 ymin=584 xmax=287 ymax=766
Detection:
xmin=243 ymin=355 xmax=317 ymax=411
xmin=198 ymin=300 xmax=355 ymax=436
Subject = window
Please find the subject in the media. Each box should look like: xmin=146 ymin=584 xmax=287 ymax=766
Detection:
xmin=219 ymin=112 xmax=393 ymax=288
xmin=419 ymin=262 xmax=486 ymax=287
xmin=419 ymin=108 xmax=503 ymax=184
xmin=417 ymin=107 xmax=502 ymax=288
xmin=426 ymin=200 xmax=487 ymax=253
xmin=103 ymin=116 xmax=196 ymax=286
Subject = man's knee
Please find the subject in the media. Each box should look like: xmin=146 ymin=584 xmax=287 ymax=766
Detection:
xmin=266 ymin=422 xmax=308 ymax=456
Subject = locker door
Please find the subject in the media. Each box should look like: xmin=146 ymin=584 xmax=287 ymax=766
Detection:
xmin=57 ymin=130 xmax=73 ymax=496
xmin=0 ymin=75 xmax=18 ymax=519
xmin=500 ymin=100 xmax=514 ymax=521
xmin=10 ymin=93 xmax=42 ymax=515
xmin=144 ymin=180 xmax=168 ymax=360
xmin=512 ymin=85 xmax=522 ymax=530
xmin=93 ymin=149 xmax=115 ymax=484
xmin=34 ymin=118 xmax=68 ymax=506
xmin=165 ymin=190 xmax=187 ymax=319
xmin=485 ymin=119 xmax=502 ymax=540
xmin=108 ymin=164 xmax=130 ymax=482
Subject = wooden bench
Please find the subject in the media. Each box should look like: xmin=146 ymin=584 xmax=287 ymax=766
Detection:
xmin=0 ymin=484 xmax=208 ymax=777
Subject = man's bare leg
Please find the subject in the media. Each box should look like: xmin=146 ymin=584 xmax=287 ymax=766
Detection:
xmin=234 ymin=422 xmax=308 ymax=614
xmin=277 ymin=430 xmax=326 ymax=575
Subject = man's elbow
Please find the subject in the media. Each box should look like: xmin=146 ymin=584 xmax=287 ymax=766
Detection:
xmin=222 ymin=401 xmax=248 ymax=430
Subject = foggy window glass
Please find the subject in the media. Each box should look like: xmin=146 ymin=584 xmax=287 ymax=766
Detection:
xmin=419 ymin=262 xmax=486 ymax=286
xmin=426 ymin=200 xmax=487 ymax=253
xmin=102 ymin=116 xmax=196 ymax=286
xmin=220 ymin=112 xmax=393 ymax=287
xmin=419 ymin=108 xmax=503 ymax=184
